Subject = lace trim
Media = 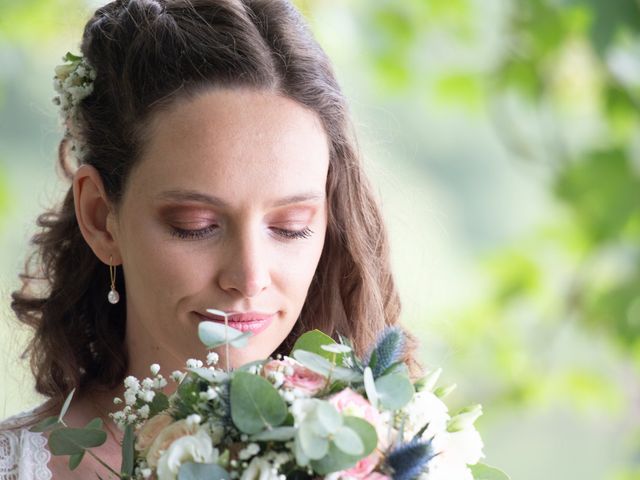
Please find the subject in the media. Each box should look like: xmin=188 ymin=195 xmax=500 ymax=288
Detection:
xmin=0 ymin=406 xmax=52 ymax=480
xmin=0 ymin=429 xmax=52 ymax=480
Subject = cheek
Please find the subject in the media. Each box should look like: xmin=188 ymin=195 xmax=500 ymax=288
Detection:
xmin=122 ymin=222 xmax=212 ymax=302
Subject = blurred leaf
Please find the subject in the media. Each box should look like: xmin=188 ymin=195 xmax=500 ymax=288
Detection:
xmin=435 ymin=71 xmax=485 ymax=110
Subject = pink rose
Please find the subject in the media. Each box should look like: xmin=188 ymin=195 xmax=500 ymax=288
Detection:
xmin=363 ymin=472 xmax=391 ymax=480
xmin=329 ymin=389 xmax=387 ymax=479
xmin=263 ymin=358 xmax=326 ymax=396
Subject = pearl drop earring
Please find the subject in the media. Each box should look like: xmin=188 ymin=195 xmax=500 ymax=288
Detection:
xmin=108 ymin=255 xmax=120 ymax=304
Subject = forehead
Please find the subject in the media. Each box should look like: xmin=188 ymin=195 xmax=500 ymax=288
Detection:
xmin=125 ymin=88 xmax=330 ymax=206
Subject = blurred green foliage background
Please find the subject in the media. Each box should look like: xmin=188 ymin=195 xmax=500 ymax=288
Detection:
xmin=1 ymin=0 xmax=639 ymax=478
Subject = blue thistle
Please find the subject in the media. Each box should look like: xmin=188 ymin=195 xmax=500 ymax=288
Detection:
xmin=385 ymin=436 xmax=438 ymax=480
xmin=365 ymin=326 xmax=405 ymax=378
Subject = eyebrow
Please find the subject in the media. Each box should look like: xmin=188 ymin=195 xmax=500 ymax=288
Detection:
xmin=156 ymin=189 xmax=325 ymax=207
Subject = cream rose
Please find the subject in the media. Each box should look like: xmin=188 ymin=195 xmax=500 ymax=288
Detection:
xmin=136 ymin=413 xmax=174 ymax=454
xmin=156 ymin=428 xmax=218 ymax=480
xmin=146 ymin=419 xmax=199 ymax=468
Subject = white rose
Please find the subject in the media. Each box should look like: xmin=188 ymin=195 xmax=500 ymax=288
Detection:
xmin=436 ymin=427 xmax=484 ymax=466
xmin=404 ymin=390 xmax=450 ymax=440
xmin=156 ymin=428 xmax=218 ymax=480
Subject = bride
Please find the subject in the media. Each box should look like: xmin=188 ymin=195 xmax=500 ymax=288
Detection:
xmin=0 ymin=0 xmax=421 ymax=478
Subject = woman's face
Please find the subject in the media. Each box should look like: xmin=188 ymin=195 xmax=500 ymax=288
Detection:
xmin=109 ymin=88 xmax=330 ymax=374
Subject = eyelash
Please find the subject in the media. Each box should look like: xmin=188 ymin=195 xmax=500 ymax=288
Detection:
xmin=169 ymin=225 xmax=314 ymax=241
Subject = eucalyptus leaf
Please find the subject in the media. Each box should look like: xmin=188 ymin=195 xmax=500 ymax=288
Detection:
xmin=292 ymin=349 xmax=332 ymax=375
xmin=198 ymin=321 xmax=251 ymax=348
xmin=298 ymin=422 xmax=329 ymax=460
xmin=230 ymin=331 xmax=253 ymax=348
xmin=470 ymin=463 xmax=511 ymax=480
xmin=230 ymin=371 xmax=287 ymax=434
xmin=121 ymin=424 xmax=135 ymax=477
xmin=315 ymin=401 xmax=342 ymax=435
xmin=178 ymin=462 xmax=231 ymax=480
xmin=49 ymin=428 xmax=107 ymax=455
xmin=293 ymin=350 xmax=362 ymax=383
xmin=321 ymin=343 xmax=352 ymax=354
xmin=249 ymin=426 xmax=297 ymax=441
xmin=58 ymin=388 xmax=76 ymax=423
xmin=363 ymin=366 xmax=378 ymax=408
xmin=375 ymin=373 xmax=414 ymax=410
xmin=333 ymin=426 xmax=363 ymax=455
xmin=29 ymin=416 xmax=61 ymax=433
xmin=85 ymin=417 xmax=103 ymax=430
xmin=310 ymin=416 xmax=377 ymax=475
xmin=68 ymin=451 xmax=84 ymax=470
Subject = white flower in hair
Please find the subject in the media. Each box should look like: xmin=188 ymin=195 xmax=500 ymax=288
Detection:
xmin=52 ymin=51 xmax=97 ymax=162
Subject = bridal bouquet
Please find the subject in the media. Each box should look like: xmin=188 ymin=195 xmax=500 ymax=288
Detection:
xmin=32 ymin=311 xmax=509 ymax=480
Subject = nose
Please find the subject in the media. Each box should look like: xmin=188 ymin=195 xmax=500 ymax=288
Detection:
xmin=217 ymin=229 xmax=271 ymax=298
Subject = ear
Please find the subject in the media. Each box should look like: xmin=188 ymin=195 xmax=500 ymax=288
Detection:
xmin=73 ymin=164 xmax=121 ymax=265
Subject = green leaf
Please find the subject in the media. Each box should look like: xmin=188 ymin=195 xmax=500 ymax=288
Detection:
xmin=333 ymin=426 xmax=364 ymax=455
xmin=321 ymin=344 xmax=352 ymax=354
xmin=291 ymin=329 xmax=338 ymax=361
xmin=315 ymin=401 xmax=342 ymax=435
xmin=230 ymin=371 xmax=287 ymax=434
xmin=178 ymin=462 xmax=231 ymax=480
xmin=120 ymin=424 xmax=135 ymax=476
xmin=49 ymin=428 xmax=107 ymax=455
xmin=85 ymin=418 xmax=103 ymax=430
xmin=470 ymin=463 xmax=511 ymax=480
xmin=59 ymin=388 xmax=76 ymax=422
xmin=363 ymin=367 xmax=378 ymax=408
xmin=375 ymin=373 xmax=414 ymax=410
xmin=249 ymin=426 xmax=296 ymax=441
xmin=198 ymin=321 xmax=253 ymax=349
xmin=29 ymin=416 xmax=61 ymax=433
xmin=292 ymin=350 xmax=363 ymax=383
xmin=298 ymin=422 xmax=329 ymax=460
xmin=149 ymin=392 xmax=170 ymax=417
xmin=310 ymin=416 xmax=377 ymax=475
xmin=68 ymin=450 xmax=84 ymax=470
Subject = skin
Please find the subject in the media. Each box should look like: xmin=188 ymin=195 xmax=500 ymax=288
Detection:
xmin=51 ymin=88 xmax=330 ymax=477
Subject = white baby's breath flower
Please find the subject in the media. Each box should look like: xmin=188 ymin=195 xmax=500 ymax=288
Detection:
xmin=113 ymin=397 xmax=123 ymax=405
xmin=124 ymin=390 xmax=137 ymax=406
xmin=186 ymin=358 xmax=203 ymax=369
xmin=238 ymin=442 xmax=260 ymax=460
xmin=240 ymin=455 xmax=280 ymax=480
xmin=150 ymin=364 xmax=161 ymax=376
xmin=139 ymin=405 xmax=150 ymax=419
xmin=139 ymin=389 xmax=156 ymax=403
xmin=154 ymin=375 xmax=168 ymax=389
xmin=124 ymin=376 xmax=141 ymax=392
xmin=199 ymin=387 xmax=218 ymax=401
xmin=206 ymin=351 xmax=219 ymax=365
xmin=171 ymin=370 xmax=186 ymax=382
xmin=142 ymin=378 xmax=155 ymax=390
xmin=141 ymin=468 xmax=152 ymax=479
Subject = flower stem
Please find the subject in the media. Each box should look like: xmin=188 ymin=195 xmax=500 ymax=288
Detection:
xmin=86 ymin=449 xmax=121 ymax=478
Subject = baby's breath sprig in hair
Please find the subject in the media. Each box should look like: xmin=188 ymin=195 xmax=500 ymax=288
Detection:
xmin=52 ymin=51 xmax=96 ymax=163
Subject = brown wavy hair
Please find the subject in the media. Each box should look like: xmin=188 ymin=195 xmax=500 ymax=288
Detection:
xmin=11 ymin=0 xmax=421 ymax=410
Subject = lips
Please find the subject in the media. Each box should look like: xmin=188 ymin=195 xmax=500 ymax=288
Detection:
xmin=195 ymin=310 xmax=276 ymax=335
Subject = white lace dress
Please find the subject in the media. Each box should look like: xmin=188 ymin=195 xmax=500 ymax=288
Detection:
xmin=0 ymin=407 xmax=52 ymax=480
